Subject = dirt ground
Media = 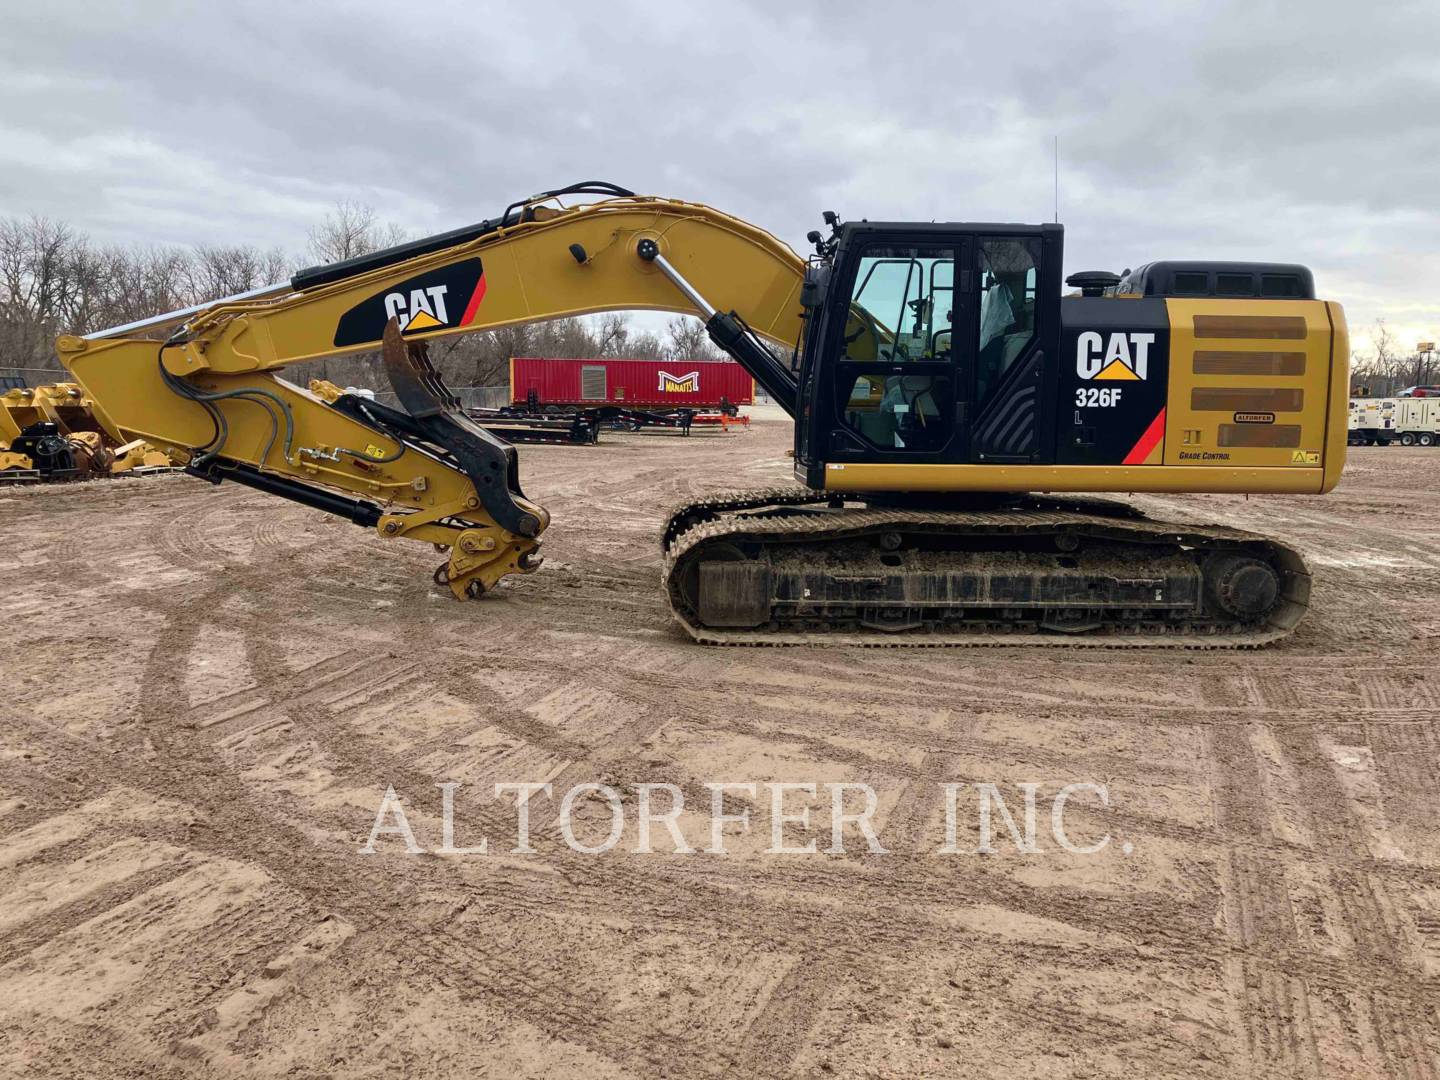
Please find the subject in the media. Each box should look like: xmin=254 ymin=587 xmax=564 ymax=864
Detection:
xmin=1 ymin=410 xmax=1439 ymax=1079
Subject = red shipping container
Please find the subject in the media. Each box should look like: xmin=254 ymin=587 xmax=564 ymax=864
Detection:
xmin=509 ymin=357 xmax=755 ymax=409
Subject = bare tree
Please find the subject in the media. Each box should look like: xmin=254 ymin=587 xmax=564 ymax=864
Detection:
xmin=591 ymin=312 xmax=630 ymax=357
xmin=1351 ymin=319 xmax=1409 ymax=397
xmin=1372 ymin=319 xmax=1397 ymax=370
xmin=625 ymin=330 xmax=667 ymax=362
xmin=306 ymin=200 xmax=407 ymax=264
xmin=188 ymin=244 xmax=289 ymax=300
xmin=663 ymin=316 xmax=722 ymax=361
xmin=0 ymin=217 xmax=82 ymax=365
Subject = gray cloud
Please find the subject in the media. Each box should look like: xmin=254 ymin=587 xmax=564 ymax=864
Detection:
xmin=1 ymin=0 xmax=1435 ymax=351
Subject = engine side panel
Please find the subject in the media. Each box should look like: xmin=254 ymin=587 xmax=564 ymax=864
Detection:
xmin=1162 ymin=298 xmax=1341 ymax=475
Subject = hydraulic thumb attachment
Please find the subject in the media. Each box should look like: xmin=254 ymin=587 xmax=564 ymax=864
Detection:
xmin=377 ymin=321 xmax=544 ymax=541
xmin=189 ymin=320 xmax=548 ymax=599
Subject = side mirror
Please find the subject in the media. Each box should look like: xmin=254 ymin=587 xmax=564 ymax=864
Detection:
xmin=800 ymin=265 xmax=831 ymax=309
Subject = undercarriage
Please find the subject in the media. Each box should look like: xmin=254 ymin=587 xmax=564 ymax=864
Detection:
xmin=662 ymin=488 xmax=1309 ymax=647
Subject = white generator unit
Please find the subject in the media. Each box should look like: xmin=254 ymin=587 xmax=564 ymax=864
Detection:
xmin=1348 ymin=397 xmax=1400 ymax=445
xmin=1395 ymin=397 xmax=1440 ymax=445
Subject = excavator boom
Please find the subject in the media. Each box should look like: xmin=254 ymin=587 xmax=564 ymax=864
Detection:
xmin=58 ymin=184 xmax=808 ymax=597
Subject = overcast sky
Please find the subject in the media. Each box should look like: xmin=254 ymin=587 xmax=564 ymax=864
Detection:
xmin=1 ymin=0 xmax=1436 ymax=356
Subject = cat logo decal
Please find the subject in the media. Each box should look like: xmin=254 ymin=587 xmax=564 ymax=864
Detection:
xmin=333 ymin=259 xmax=487 ymax=347
xmin=1076 ymin=331 xmax=1155 ymax=381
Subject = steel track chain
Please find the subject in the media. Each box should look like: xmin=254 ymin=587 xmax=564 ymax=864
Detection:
xmin=658 ymin=492 xmax=1311 ymax=649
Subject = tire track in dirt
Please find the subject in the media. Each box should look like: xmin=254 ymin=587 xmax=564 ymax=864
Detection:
xmin=0 ymin=857 xmax=202 ymax=967
xmin=152 ymin=592 xmax=1259 ymax=1031
xmin=1205 ymin=705 xmax=1440 ymax=1076
xmin=131 ymin=576 xmax=779 ymax=1075
xmin=725 ymin=955 xmax=837 ymax=1079
xmin=380 ymin=635 xmax=1440 ymax=897
xmin=92 ymin=605 xmax=663 ymax=1070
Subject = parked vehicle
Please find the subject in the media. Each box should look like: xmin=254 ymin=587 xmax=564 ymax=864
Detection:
xmin=1348 ymin=397 xmax=1399 ymax=445
xmin=1395 ymin=397 xmax=1440 ymax=446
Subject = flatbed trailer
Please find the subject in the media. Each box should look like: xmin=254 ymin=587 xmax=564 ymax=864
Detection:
xmin=465 ymin=410 xmax=600 ymax=445
xmin=493 ymin=401 xmax=698 ymax=435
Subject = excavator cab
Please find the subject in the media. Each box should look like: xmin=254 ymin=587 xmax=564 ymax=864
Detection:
xmin=794 ymin=222 xmax=1064 ymax=485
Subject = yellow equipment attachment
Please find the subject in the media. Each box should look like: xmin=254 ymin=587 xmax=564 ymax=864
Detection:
xmin=0 ymin=387 xmax=46 ymax=445
xmin=110 ymin=439 xmax=178 ymax=473
xmin=1 ymin=382 xmax=177 ymax=480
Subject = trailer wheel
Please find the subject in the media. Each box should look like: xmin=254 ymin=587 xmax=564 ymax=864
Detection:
xmin=1421 ymin=433 xmax=1435 ymax=447
xmin=1401 ymin=432 xmax=1416 ymax=446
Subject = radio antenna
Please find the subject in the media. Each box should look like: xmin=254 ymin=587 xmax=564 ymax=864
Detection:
xmin=1053 ymin=135 xmax=1060 ymax=224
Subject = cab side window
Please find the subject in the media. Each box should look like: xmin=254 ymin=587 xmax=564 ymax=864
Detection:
xmin=975 ymin=237 xmax=1040 ymax=406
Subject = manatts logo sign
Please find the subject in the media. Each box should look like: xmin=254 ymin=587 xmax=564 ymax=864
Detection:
xmin=1075 ymin=331 xmax=1156 ymax=381
xmin=658 ymin=370 xmax=700 ymax=393
xmin=333 ymin=259 xmax=487 ymax=348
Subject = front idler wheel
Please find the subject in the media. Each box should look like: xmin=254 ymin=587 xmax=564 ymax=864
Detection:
xmin=1204 ymin=553 xmax=1280 ymax=621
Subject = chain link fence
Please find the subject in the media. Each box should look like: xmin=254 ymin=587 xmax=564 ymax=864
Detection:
xmin=0 ymin=366 xmax=69 ymax=389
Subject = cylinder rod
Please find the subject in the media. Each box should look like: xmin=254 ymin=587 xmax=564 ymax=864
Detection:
xmin=84 ymin=281 xmax=293 ymax=340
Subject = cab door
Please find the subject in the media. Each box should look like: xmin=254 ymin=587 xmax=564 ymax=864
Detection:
xmin=825 ymin=237 xmax=973 ymax=463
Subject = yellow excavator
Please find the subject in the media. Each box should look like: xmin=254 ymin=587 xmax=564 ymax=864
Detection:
xmin=55 ymin=182 xmax=1347 ymax=645
xmin=1 ymin=382 xmax=176 ymax=480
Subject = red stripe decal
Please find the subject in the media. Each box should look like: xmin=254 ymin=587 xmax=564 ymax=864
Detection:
xmin=461 ymin=274 xmax=488 ymax=325
xmin=1122 ymin=407 xmax=1166 ymax=465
